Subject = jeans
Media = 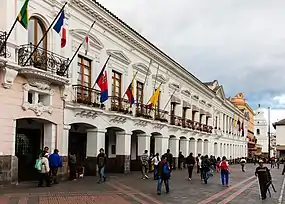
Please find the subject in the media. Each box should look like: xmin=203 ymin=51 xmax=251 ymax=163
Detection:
xmin=141 ymin=164 xmax=149 ymax=178
xmin=98 ymin=166 xmax=105 ymax=182
xmin=187 ymin=165 xmax=194 ymax=179
xmin=157 ymin=177 xmax=169 ymax=194
xmin=154 ymin=165 xmax=158 ymax=180
xmin=221 ymin=170 xmax=229 ymax=185
xmin=50 ymin=167 xmax=58 ymax=184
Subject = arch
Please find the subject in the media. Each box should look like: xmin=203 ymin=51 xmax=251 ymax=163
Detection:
xmin=28 ymin=16 xmax=48 ymax=49
xmin=70 ymin=29 xmax=104 ymax=50
xmin=204 ymin=139 xmax=209 ymax=142
xmin=15 ymin=117 xmax=55 ymax=124
xmin=189 ymin=137 xmax=195 ymax=141
xmin=69 ymin=122 xmax=97 ymax=129
xmin=106 ymin=126 xmax=125 ymax=132
xmin=169 ymin=135 xmax=177 ymax=139
xmin=197 ymin=138 xmax=203 ymax=141
xmin=151 ymin=132 xmax=162 ymax=137
xmin=180 ymin=136 xmax=187 ymax=140
xmin=132 ymin=129 xmax=146 ymax=135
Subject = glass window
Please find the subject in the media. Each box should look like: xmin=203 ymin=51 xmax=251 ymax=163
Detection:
xmin=77 ymin=55 xmax=92 ymax=97
xmin=28 ymin=17 xmax=47 ymax=49
xmin=136 ymin=81 xmax=144 ymax=104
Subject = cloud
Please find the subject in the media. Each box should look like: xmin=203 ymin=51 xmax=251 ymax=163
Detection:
xmin=97 ymin=0 xmax=285 ymax=109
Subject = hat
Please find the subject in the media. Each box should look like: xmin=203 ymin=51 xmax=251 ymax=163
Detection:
xmin=259 ymin=160 xmax=264 ymax=163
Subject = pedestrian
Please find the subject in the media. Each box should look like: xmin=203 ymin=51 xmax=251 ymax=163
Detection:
xmin=216 ymin=157 xmax=221 ymax=172
xmin=152 ymin=153 xmax=160 ymax=180
xmin=196 ymin=154 xmax=201 ymax=173
xmin=240 ymin=157 xmax=246 ymax=172
xmin=48 ymin=149 xmax=62 ymax=184
xmin=164 ymin=149 xmax=173 ymax=170
xmin=219 ymin=156 xmax=230 ymax=187
xmin=156 ymin=155 xmax=170 ymax=195
xmin=141 ymin=150 xmax=149 ymax=179
xmin=68 ymin=152 xmax=77 ymax=181
xmin=201 ymin=155 xmax=212 ymax=184
xmin=199 ymin=156 xmax=204 ymax=181
xmin=255 ymin=160 xmax=272 ymax=200
xmin=185 ymin=152 xmax=195 ymax=181
xmin=38 ymin=153 xmax=50 ymax=187
xmin=178 ymin=151 xmax=184 ymax=169
xmin=97 ymin=148 xmax=107 ymax=184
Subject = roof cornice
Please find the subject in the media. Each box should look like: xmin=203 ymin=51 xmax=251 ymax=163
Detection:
xmin=71 ymin=0 xmax=215 ymax=99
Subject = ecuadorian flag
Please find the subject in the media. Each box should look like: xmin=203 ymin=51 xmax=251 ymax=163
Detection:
xmin=125 ymin=80 xmax=134 ymax=106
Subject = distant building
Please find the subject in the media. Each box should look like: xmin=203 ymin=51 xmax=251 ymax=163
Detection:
xmin=273 ymin=119 xmax=285 ymax=157
xmin=231 ymin=93 xmax=255 ymax=158
xmin=254 ymin=105 xmax=270 ymax=156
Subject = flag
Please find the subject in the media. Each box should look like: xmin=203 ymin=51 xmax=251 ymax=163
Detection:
xmin=97 ymin=70 xmax=108 ymax=103
xmin=233 ymin=116 xmax=236 ymax=128
xmin=147 ymin=87 xmax=160 ymax=108
xmin=84 ymin=35 xmax=89 ymax=55
xmin=53 ymin=10 xmax=66 ymax=48
xmin=125 ymin=81 xmax=134 ymax=105
xmin=17 ymin=0 xmax=29 ymax=29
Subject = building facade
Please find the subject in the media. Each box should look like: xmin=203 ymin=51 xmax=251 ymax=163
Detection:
xmin=273 ymin=119 xmax=285 ymax=157
xmin=231 ymin=93 xmax=256 ymax=157
xmin=254 ymin=105 xmax=269 ymax=156
xmin=0 ymin=0 xmax=248 ymax=183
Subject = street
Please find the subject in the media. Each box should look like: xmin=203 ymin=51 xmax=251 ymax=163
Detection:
xmin=0 ymin=164 xmax=284 ymax=203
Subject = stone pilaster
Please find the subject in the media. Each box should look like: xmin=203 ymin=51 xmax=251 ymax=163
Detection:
xmin=0 ymin=155 xmax=18 ymax=184
xmin=115 ymin=131 xmax=131 ymax=173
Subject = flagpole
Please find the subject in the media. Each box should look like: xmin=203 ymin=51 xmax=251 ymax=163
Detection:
xmin=161 ymin=89 xmax=177 ymax=117
xmin=91 ymin=55 xmax=111 ymax=90
xmin=0 ymin=19 xmax=17 ymax=55
xmin=153 ymin=64 xmax=160 ymax=93
xmin=23 ymin=2 xmax=67 ymax=66
xmin=122 ymin=70 xmax=138 ymax=99
xmin=62 ymin=20 xmax=96 ymax=74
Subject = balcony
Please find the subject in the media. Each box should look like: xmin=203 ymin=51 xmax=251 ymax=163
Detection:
xmin=135 ymin=103 xmax=152 ymax=119
xmin=182 ymin=119 xmax=194 ymax=129
xmin=72 ymin=85 xmax=105 ymax=108
xmin=154 ymin=109 xmax=169 ymax=123
xmin=0 ymin=31 xmax=7 ymax=58
xmin=170 ymin=115 xmax=182 ymax=126
xmin=110 ymin=96 xmax=132 ymax=115
xmin=17 ymin=44 xmax=69 ymax=84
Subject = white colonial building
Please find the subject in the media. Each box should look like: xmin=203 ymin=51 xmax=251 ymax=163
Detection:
xmin=0 ymin=0 xmax=247 ymax=183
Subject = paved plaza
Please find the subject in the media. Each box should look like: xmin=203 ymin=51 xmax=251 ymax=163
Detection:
xmin=0 ymin=164 xmax=284 ymax=203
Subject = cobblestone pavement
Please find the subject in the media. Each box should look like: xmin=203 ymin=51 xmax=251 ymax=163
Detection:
xmin=0 ymin=164 xmax=284 ymax=203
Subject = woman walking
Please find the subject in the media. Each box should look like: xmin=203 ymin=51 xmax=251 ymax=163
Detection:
xmin=219 ymin=156 xmax=230 ymax=187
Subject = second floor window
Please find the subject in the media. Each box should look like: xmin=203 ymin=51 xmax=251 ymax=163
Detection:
xmin=112 ymin=70 xmax=122 ymax=98
xmin=257 ymin=129 xmax=260 ymax=135
xmin=28 ymin=17 xmax=47 ymax=49
xmin=136 ymin=81 xmax=144 ymax=104
xmin=77 ymin=55 xmax=91 ymax=87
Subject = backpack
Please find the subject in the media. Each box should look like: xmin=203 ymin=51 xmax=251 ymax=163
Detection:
xmin=35 ymin=158 xmax=42 ymax=171
xmin=163 ymin=162 xmax=170 ymax=177
xmin=220 ymin=161 xmax=228 ymax=171
xmin=98 ymin=155 xmax=106 ymax=167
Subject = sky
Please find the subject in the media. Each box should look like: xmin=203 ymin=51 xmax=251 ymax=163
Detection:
xmin=96 ymin=0 xmax=285 ymax=123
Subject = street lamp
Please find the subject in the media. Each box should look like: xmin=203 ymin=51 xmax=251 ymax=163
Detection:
xmin=268 ymin=107 xmax=271 ymax=159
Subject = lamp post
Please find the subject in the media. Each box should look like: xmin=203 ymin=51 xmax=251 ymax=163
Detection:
xmin=268 ymin=107 xmax=271 ymax=159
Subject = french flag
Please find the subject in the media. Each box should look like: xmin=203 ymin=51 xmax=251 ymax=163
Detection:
xmin=53 ymin=10 xmax=66 ymax=48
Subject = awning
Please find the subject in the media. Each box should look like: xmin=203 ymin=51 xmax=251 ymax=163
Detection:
xmin=171 ymin=95 xmax=181 ymax=104
xmin=183 ymin=100 xmax=191 ymax=109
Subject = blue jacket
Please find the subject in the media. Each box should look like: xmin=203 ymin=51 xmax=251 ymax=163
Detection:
xmin=49 ymin=153 xmax=63 ymax=168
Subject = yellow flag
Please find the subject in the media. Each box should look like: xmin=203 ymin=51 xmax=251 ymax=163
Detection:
xmin=233 ymin=116 xmax=236 ymax=128
xmin=148 ymin=87 xmax=160 ymax=107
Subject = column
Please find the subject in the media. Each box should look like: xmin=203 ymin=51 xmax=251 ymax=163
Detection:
xmin=203 ymin=140 xmax=209 ymax=155
xmin=61 ymin=125 xmax=71 ymax=156
xmin=189 ymin=139 xmax=197 ymax=156
xmin=116 ymin=131 xmax=132 ymax=173
xmin=44 ymin=123 xmax=56 ymax=151
xmin=155 ymin=136 xmax=169 ymax=156
xmin=197 ymin=140 xmax=204 ymax=155
xmin=169 ymin=137 xmax=179 ymax=169
xmin=137 ymin=134 xmax=151 ymax=156
xmin=85 ymin=128 xmax=106 ymax=176
xmin=180 ymin=138 xmax=189 ymax=157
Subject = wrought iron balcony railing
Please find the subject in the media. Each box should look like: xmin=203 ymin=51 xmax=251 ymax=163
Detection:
xmin=135 ymin=103 xmax=152 ymax=119
xmin=182 ymin=119 xmax=194 ymax=129
xmin=0 ymin=31 xmax=7 ymax=58
xmin=154 ymin=109 xmax=169 ymax=123
xmin=72 ymin=85 xmax=104 ymax=108
xmin=110 ymin=96 xmax=132 ymax=115
xmin=18 ymin=43 xmax=69 ymax=77
xmin=170 ymin=115 xmax=182 ymax=126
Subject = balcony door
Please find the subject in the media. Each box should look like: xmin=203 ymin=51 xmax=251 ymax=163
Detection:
xmin=111 ymin=70 xmax=122 ymax=108
xmin=77 ymin=55 xmax=92 ymax=101
xmin=136 ymin=81 xmax=144 ymax=113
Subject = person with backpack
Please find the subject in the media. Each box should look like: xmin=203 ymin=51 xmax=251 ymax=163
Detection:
xmin=97 ymin=148 xmax=107 ymax=184
xmin=152 ymin=153 xmax=160 ymax=180
xmin=201 ymin=155 xmax=212 ymax=184
xmin=156 ymin=155 xmax=170 ymax=195
xmin=37 ymin=153 xmax=50 ymax=187
xmin=219 ymin=156 xmax=230 ymax=187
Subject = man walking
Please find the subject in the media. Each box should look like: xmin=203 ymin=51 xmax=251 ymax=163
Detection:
xmin=255 ymin=160 xmax=272 ymax=200
xmin=48 ymin=149 xmax=62 ymax=184
xmin=156 ymin=155 xmax=170 ymax=195
xmin=164 ymin=149 xmax=173 ymax=170
xmin=240 ymin=157 xmax=246 ymax=172
xmin=141 ymin=150 xmax=149 ymax=179
xmin=97 ymin=148 xmax=107 ymax=184
xmin=185 ymin=152 xmax=195 ymax=181
xmin=196 ymin=154 xmax=201 ymax=173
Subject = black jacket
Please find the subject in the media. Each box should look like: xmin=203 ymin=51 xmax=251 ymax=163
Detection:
xmin=185 ymin=156 xmax=195 ymax=166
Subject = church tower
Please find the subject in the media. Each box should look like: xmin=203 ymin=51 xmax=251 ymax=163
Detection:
xmin=254 ymin=104 xmax=268 ymax=155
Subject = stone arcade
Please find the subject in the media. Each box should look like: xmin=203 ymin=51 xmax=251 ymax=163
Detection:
xmin=0 ymin=0 xmax=247 ymax=183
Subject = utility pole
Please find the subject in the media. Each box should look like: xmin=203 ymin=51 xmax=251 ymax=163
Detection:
xmin=268 ymin=107 xmax=271 ymax=159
